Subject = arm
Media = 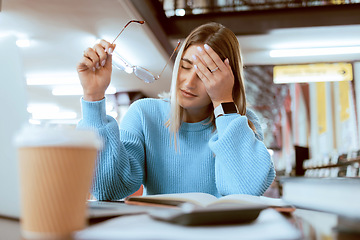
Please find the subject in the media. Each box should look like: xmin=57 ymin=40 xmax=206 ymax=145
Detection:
xmin=77 ymin=99 xmax=144 ymax=200
xmin=76 ymin=39 xmax=143 ymax=200
xmin=77 ymin=39 xmax=115 ymax=102
xmin=190 ymin=44 xmax=275 ymax=196
xmin=209 ymin=111 xmax=275 ymax=196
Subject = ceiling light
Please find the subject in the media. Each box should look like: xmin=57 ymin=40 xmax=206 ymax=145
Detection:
xmin=270 ymin=46 xmax=360 ymax=58
xmin=16 ymin=39 xmax=30 ymax=48
xmin=31 ymin=111 xmax=77 ymax=120
xmin=106 ymin=104 xmax=115 ymax=112
xmin=107 ymin=111 xmax=118 ymax=119
xmin=273 ymin=63 xmax=353 ymax=84
xmin=175 ymin=9 xmax=186 ymax=16
xmin=52 ymin=86 xmax=116 ymax=96
xmin=26 ymin=73 xmax=79 ymax=85
xmin=27 ymin=104 xmax=60 ymax=113
xmin=29 ymin=119 xmax=42 ymax=125
xmin=192 ymin=9 xmax=204 ymax=15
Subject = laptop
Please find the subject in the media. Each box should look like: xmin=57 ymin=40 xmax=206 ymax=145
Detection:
xmin=0 ymin=35 xmax=151 ymax=220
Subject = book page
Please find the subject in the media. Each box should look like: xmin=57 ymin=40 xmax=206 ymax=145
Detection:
xmin=213 ymin=194 xmax=289 ymax=207
xmin=126 ymin=193 xmax=291 ymax=208
xmin=127 ymin=192 xmax=218 ymax=207
xmin=258 ymin=196 xmax=290 ymax=207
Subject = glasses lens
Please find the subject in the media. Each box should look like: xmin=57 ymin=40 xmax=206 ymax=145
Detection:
xmin=112 ymin=52 xmax=134 ymax=73
xmin=134 ymin=66 xmax=156 ymax=83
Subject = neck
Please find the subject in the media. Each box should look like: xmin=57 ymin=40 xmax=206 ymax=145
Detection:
xmin=183 ymin=106 xmax=211 ymax=123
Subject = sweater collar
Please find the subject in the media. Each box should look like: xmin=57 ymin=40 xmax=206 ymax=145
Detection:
xmin=179 ymin=118 xmax=213 ymax=132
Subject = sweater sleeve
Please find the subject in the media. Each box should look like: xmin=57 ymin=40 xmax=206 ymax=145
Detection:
xmin=208 ymin=110 xmax=276 ymax=196
xmin=77 ymin=98 xmax=144 ymax=200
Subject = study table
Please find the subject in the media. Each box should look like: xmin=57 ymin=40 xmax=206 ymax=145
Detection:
xmin=1 ymin=203 xmax=359 ymax=240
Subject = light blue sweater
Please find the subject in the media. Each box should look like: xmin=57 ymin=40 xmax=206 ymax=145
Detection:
xmin=78 ymin=98 xmax=275 ymax=200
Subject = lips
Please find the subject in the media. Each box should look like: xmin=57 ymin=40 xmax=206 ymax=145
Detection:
xmin=180 ymin=89 xmax=197 ymax=97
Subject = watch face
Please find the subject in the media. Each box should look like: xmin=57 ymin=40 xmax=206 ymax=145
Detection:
xmin=222 ymin=102 xmax=238 ymax=114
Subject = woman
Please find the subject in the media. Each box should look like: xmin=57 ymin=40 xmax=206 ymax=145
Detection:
xmin=77 ymin=22 xmax=275 ymax=200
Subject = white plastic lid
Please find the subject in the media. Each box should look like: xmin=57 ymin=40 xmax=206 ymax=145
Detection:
xmin=14 ymin=125 xmax=103 ymax=149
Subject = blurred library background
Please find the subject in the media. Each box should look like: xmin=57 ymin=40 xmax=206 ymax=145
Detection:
xmin=2 ymin=0 xmax=360 ymax=179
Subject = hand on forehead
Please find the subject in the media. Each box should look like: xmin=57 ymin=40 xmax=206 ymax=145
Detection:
xmin=192 ymin=44 xmax=226 ymax=73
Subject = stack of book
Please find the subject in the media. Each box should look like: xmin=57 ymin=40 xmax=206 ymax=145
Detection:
xmin=280 ymin=177 xmax=360 ymax=235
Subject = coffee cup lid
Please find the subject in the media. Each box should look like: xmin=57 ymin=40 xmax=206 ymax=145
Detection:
xmin=14 ymin=125 xmax=103 ymax=149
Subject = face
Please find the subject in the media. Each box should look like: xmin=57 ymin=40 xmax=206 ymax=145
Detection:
xmin=177 ymin=45 xmax=212 ymax=113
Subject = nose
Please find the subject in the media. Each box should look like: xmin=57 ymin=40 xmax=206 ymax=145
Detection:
xmin=184 ymin=69 xmax=198 ymax=89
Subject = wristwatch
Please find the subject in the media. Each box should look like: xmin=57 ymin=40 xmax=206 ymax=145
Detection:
xmin=214 ymin=102 xmax=238 ymax=118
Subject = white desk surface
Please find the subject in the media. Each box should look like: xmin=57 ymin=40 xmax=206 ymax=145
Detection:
xmin=0 ymin=205 xmax=357 ymax=240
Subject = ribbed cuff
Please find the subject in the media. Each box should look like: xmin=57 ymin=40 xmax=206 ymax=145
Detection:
xmin=81 ymin=97 xmax=108 ymax=127
xmin=215 ymin=114 xmax=242 ymax=137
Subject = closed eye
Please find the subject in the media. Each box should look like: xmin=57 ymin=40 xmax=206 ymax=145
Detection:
xmin=181 ymin=65 xmax=191 ymax=70
xmin=181 ymin=58 xmax=193 ymax=70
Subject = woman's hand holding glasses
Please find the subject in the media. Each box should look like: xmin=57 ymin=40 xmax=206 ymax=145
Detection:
xmin=77 ymin=20 xmax=179 ymax=101
xmin=77 ymin=40 xmax=116 ymax=102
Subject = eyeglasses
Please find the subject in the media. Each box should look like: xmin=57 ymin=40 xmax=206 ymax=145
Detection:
xmin=111 ymin=20 xmax=181 ymax=83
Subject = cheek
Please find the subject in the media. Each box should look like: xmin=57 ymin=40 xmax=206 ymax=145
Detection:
xmin=198 ymin=81 xmax=207 ymax=94
xmin=177 ymin=70 xmax=187 ymax=84
xmin=198 ymin=85 xmax=212 ymax=103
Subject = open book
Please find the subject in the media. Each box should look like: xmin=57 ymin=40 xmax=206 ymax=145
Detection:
xmin=125 ymin=192 xmax=293 ymax=211
xmin=125 ymin=192 xmax=293 ymax=225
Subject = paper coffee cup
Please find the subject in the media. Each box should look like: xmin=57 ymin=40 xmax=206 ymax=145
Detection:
xmin=14 ymin=125 xmax=102 ymax=239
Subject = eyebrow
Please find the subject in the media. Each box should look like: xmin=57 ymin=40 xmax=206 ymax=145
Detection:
xmin=181 ymin=58 xmax=193 ymax=64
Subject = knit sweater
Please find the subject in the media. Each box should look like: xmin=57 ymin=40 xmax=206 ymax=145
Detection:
xmin=78 ymin=98 xmax=275 ymax=200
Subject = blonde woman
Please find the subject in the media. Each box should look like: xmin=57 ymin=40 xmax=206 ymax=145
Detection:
xmin=77 ymin=22 xmax=275 ymax=200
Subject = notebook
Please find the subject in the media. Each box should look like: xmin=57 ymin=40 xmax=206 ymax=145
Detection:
xmin=0 ymin=35 xmax=149 ymax=220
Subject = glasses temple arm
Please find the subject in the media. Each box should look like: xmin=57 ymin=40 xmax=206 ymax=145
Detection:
xmin=111 ymin=20 xmax=145 ymax=45
xmin=157 ymin=40 xmax=181 ymax=79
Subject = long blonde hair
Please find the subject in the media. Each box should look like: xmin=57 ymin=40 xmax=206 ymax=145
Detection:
xmin=164 ymin=22 xmax=255 ymax=145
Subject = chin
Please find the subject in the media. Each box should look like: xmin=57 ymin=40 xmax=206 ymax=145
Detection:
xmin=177 ymin=91 xmax=211 ymax=110
xmin=177 ymin=98 xmax=191 ymax=109
xmin=179 ymin=99 xmax=206 ymax=112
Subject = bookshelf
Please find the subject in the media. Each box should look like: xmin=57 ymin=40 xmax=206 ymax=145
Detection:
xmin=302 ymin=152 xmax=360 ymax=178
xmin=304 ymin=157 xmax=360 ymax=170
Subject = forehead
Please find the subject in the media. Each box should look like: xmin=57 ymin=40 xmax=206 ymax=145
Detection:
xmin=183 ymin=44 xmax=202 ymax=58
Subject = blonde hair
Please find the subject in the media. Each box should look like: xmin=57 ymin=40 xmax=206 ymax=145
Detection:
xmin=164 ymin=22 xmax=255 ymax=146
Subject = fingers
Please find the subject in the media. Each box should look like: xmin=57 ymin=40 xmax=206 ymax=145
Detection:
xmin=197 ymin=44 xmax=227 ymax=73
xmin=82 ymin=40 xmax=116 ymax=71
xmin=189 ymin=44 xmax=235 ymax=105
xmin=224 ymin=58 xmax=231 ymax=71
xmin=79 ymin=47 xmax=97 ymax=72
xmin=191 ymin=45 xmax=224 ymax=83
xmin=78 ymin=54 xmax=96 ymax=72
xmin=192 ymin=55 xmax=212 ymax=83
xmin=93 ymin=44 xmax=108 ymax=69
xmin=194 ymin=46 xmax=216 ymax=76
xmin=99 ymin=39 xmax=115 ymax=55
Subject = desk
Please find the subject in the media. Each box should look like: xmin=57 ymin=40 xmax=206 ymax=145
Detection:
xmin=291 ymin=209 xmax=360 ymax=240
xmin=0 ymin=216 xmax=21 ymax=240
xmin=0 ymin=206 xmax=358 ymax=240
